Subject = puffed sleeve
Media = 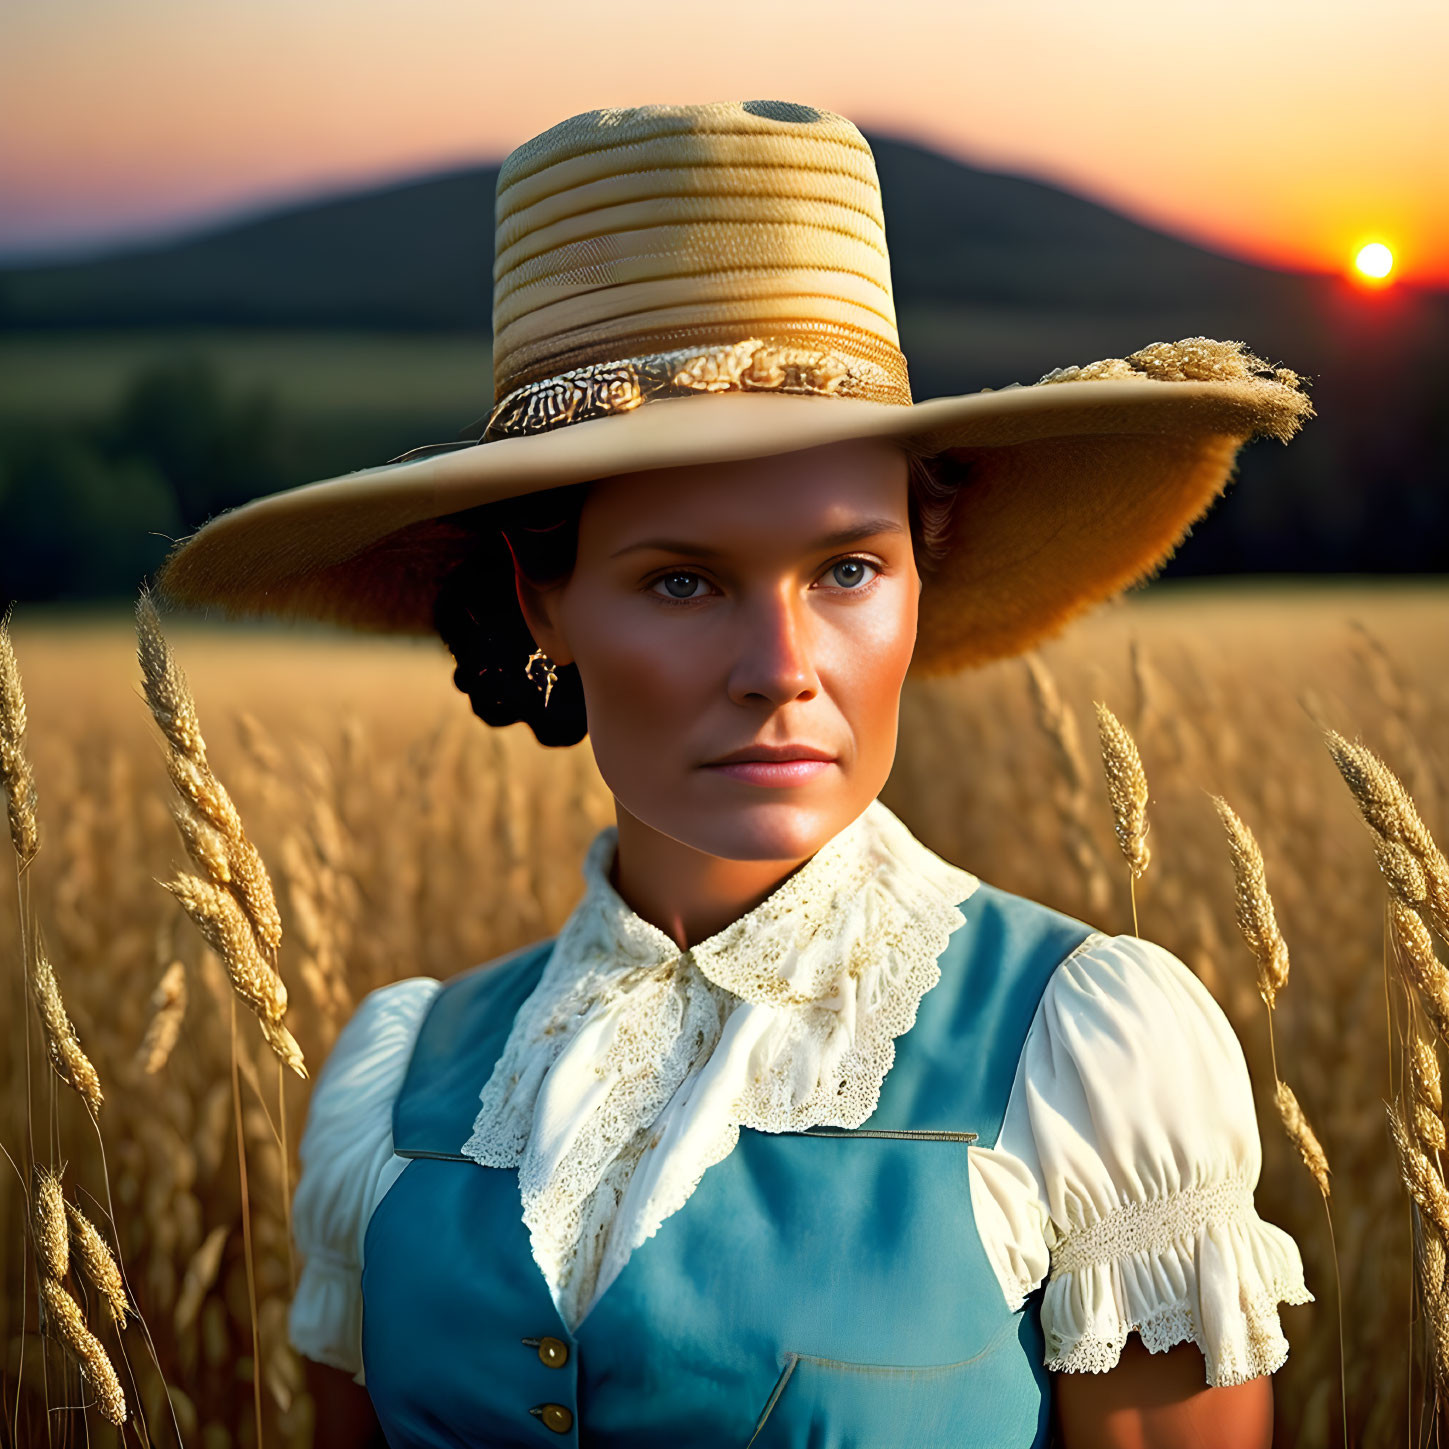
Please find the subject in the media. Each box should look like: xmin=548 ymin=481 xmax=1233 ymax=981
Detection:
xmin=967 ymin=932 xmax=1312 ymax=1388
xmin=287 ymin=977 xmax=442 ymax=1383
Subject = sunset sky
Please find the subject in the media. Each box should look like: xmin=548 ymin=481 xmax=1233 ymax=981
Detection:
xmin=3 ymin=0 xmax=1446 ymax=285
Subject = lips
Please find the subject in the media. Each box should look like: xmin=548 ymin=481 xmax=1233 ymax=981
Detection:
xmin=700 ymin=744 xmax=838 ymax=788
xmin=704 ymin=743 xmax=837 ymax=766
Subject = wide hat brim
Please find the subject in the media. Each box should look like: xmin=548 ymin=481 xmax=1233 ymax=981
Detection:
xmin=153 ymin=347 xmax=1312 ymax=677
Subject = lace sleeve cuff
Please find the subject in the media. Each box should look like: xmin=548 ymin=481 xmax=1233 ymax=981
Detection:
xmin=1040 ymin=1177 xmax=1313 ymax=1387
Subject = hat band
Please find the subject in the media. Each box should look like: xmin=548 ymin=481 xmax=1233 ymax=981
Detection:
xmin=482 ymin=335 xmax=909 ymax=441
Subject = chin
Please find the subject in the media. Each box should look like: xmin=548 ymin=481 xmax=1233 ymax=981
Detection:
xmin=662 ymin=793 xmax=861 ymax=864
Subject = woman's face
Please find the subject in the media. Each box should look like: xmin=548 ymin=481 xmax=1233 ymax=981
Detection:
xmin=520 ymin=437 xmax=919 ymax=863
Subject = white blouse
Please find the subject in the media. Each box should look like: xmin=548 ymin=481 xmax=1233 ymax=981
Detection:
xmin=288 ymin=799 xmax=1311 ymax=1391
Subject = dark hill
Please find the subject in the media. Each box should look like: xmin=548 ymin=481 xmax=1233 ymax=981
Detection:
xmin=0 ymin=134 xmax=1325 ymax=339
xmin=0 ymin=167 xmax=499 ymax=331
xmin=1 ymin=132 xmax=1445 ymax=579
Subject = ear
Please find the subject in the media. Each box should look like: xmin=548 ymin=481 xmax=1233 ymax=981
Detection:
xmin=505 ymin=534 xmax=576 ymax=667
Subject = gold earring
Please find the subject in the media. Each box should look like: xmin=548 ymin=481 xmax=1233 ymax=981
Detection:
xmin=524 ymin=646 xmax=558 ymax=707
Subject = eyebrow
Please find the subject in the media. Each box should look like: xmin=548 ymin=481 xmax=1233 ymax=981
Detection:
xmin=609 ymin=517 xmax=907 ymax=560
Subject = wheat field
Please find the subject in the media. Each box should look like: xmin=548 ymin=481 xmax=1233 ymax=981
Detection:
xmin=3 ymin=581 xmax=1448 ymax=1448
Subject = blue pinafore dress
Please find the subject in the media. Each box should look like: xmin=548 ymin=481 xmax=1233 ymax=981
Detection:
xmin=357 ymin=884 xmax=1094 ymax=1447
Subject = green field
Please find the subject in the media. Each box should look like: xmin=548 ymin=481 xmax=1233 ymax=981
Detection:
xmin=0 ymin=328 xmax=494 ymax=423
xmin=0 ymin=330 xmax=507 ymax=603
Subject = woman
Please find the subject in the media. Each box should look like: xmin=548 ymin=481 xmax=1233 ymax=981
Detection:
xmin=155 ymin=100 xmax=1315 ymax=1447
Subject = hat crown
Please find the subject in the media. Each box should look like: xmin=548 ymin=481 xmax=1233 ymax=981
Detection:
xmin=490 ymin=100 xmax=910 ymax=408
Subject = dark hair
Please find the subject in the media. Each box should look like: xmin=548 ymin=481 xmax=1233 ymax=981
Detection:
xmin=432 ymin=448 xmax=969 ymax=747
xmin=904 ymin=448 xmax=970 ymax=576
xmin=432 ymin=483 xmax=593 ymax=748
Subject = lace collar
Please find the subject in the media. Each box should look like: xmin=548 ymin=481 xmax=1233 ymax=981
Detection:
xmin=461 ymin=797 xmax=980 ymax=1332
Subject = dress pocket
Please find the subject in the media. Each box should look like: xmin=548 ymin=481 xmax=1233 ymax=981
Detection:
xmin=745 ymin=1318 xmax=1039 ymax=1449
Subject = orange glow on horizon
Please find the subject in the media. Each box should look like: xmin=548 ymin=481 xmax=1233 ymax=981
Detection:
xmin=1 ymin=1 xmax=1445 ymax=284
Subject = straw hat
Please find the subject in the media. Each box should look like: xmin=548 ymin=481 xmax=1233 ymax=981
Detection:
xmin=153 ymin=99 xmax=1313 ymax=675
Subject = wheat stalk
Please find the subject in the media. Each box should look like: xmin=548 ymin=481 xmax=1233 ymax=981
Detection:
xmin=1326 ymin=729 xmax=1449 ymax=940
xmin=1095 ymin=700 xmax=1151 ymax=879
xmin=1377 ymin=839 xmax=1429 ymax=910
xmin=259 ymin=1015 xmax=307 ymax=1079
xmin=139 ymin=593 xmax=284 ymax=954
xmin=1419 ymin=1217 xmax=1449 ymax=1406
xmin=163 ymin=739 xmax=282 ymax=954
xmin=174 ymin=1225 xmax=230 ymax=1336
xmin=0 ymin=606 xmax=39 ymax=867
xmin=31 ymin=1169 xmax=132 ymax=1424
xmin=161 ymin=875 xmax=288 ymax=1022
xmin=1209 ymin=779 xmax=1336 ymax=1421
xmin=135 ymin=592 xmax=300 ymax=1449
xmin=1414 ymin=1026 xmax=1445 ymax=1123
xmin=1212 ymin=795 xmax=1291 ymax=1013
xmin=137 ymin=592 xmax=301 ymax=1077
xmin=1093 ymin=699 xmax=1150 ymax=940
xmin=1327 ymin=735 xmax=1449 ymax=1439
xmin=162 ymin=875 xmax=306 ymax=1079
xmin=137 ymin=958 xmax=188 ymax=1075
xmin=32 ymin=1165 xmax=68 ymax=1281
xmin=1390 ymin=1102 xmax=1449 ymax=1236
xmin=1389 ymin=1098 xmax=1449 ymax=1409
xmin=1326 ymin=729 xmax=1441 ymax=858
xmin=28 ymin=951 xmax=103 ymax=1117
xmin=1391 ymin=901 xmax=1449 ymax=1042
xmin=170 ymin=801 xmax=233 ymax=886
xmin=1411 ymin=1032 xmax=1447 ymax=1153
xmin=64 ymin=1200 xmax=129 ymax=1326
xmin=1277 ymin=1080 xmax=1332 ymax=1199
xmin=38 ymin=1277 xmax=127 ymax=1426
xmin=1275 ymin=1074 xmax=1345 ymax=1440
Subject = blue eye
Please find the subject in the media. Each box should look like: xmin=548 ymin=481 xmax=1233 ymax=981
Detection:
xmin=654 ymin=572 xmax=704 ymax=600
xmin=829 ymin=559 xmax=876 ymax=588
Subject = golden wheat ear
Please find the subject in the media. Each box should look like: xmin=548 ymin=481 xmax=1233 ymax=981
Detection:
xmin=1095 ymin=701 xmax=1151 ymax=881
xmin=1211 ymin=795 xmax=1290 ymax=1011
xmin=65 ymin=1200 xmax=131 ymax=1326
xmin=1325 ymin=728 xmax=1449 ymax=939
xmin=1410 ymin=1022 xmax=1447 ymax=1152
xmin=29 ymin=950 xmax=104 ymax=1116
xmin=0 ymin=603 xmax=40 ymax=866
xmin=1392 ymin=901 xmax=1449 ymax=1039
xmin=137 ymin=957 xmax=188 ymax=1075
xmin=136 ymin=589 xmax=304 ymax=1079
xmin=39 ymin=1277 xmax=128 ymax=1426
xmin=32 ymin=1164 xmax=69 ymax=1281
xmin=1276 ymin=1081 xmax=1331 ymax=1199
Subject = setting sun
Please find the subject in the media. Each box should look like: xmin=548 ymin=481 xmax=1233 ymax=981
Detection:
xmin=1354 ymin=241 xmax=1395 ymax=283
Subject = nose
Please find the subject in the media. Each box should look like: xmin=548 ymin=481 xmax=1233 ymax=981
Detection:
xmin=725 ymin=585 xmax=820 ymax=708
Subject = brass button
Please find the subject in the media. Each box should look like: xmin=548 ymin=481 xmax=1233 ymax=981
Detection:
xmin=532 ymin=1402 xmax=573 ymax=1434
xmin=537 ymin=1335 xmax=569 ymax=1368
